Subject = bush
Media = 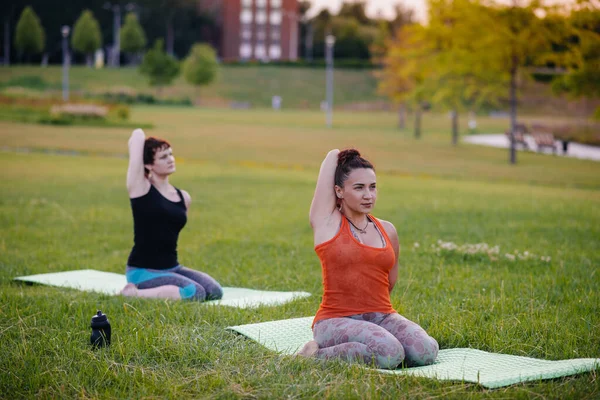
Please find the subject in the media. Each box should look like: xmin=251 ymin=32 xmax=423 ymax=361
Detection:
xmin=0 ymin=75 xmax=51 ymax=90
xmin=546 ymin=123 xmax=600 ymax=147
xmin=93 ymin=91 xmax=191 ymax=106
xmin=38 ymin=114 xmax=73 ymax=125
xmin=183 ymin=43 xmax=218 ymax=88
xmin=139 ymin=39 xmax=180 ymax=89
xmin=15 ymin=6 xmax=45 ymax=58
xmin=116 ymin=105 xmax=129 ymax=120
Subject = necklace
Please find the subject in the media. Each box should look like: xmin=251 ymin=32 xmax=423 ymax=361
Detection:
xmin=346 ymin=216 xmax=369 ymax=234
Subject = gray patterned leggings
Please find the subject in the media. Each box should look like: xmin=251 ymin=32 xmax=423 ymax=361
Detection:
xmin=313 ymin=312 xmax=439 ymax=369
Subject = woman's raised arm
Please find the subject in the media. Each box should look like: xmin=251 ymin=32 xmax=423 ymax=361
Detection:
xmin=309 ymin=149 xmax=340 ymax=229
xmin=126 ymin=129 xmax=150 ymax=198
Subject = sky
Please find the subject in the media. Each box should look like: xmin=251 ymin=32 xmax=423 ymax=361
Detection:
xmin=306 ymin=0 xmax=428 ymax=21
xmin=305 ymin=0 xmax=576 ymax=22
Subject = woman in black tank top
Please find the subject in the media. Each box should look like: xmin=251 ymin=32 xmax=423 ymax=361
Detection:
xmin=119 ymin=129 xmax=223 ymax=301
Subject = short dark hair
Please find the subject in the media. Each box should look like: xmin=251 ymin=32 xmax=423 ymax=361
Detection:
xmin=143 ymin=137 xmax=171 ymax=175
xmin=334 ymin=149 xmax=374 ymax=187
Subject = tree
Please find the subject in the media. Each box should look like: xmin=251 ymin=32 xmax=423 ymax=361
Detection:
xmin=552 ymin=6 xmax=600 ymax=100
xmin=139 ymin=39 xmax=180 ymax=95
xmin=14 ymin=6 xmax=45 ymax=62
xmin=71 ymin=10 xmax=102 ymax=67
xmin=422 ymin=0 xmax=506 ymax=145
xmin=481 ymin=1 xmax=560 ymax=164
xmin=378 ymin=23 xmax=433 ymax=138
xmin=120 ymin=12 xmax=147 ymax=63
xmin=1 ymin=2 xmax=17 ymax=65
xmin=338 ymin=1 xmax=371 ymax=26
xmin=137 ymin=0 xmax=197 ymax=56
xmin=182 ymin=43 xmax=218 ymax=104
xmin=371 ymin=4 xmax=417 ymax=128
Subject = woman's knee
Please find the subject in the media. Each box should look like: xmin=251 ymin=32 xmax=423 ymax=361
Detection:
xmin=179 ymin=284 xmax=207 ymax=301
xmin=370 ymin=340 xmax=405 ymax=369
xmin=406 ymin=336 xmax=439 ymax=367
xmin=205 ymin=284 xmax=223 ymax=300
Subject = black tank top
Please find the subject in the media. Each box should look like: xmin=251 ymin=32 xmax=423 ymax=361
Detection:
xmin=127 ymin=185 xmax=187 ymax=269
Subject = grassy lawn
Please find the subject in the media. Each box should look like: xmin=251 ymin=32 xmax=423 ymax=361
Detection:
xmin=0 ymin=65 xmax=383 ymax=109
xmin=1 ymin=107 xmax=598 ymax=189
xmin=0 ymin=106 xmax=599 ymax=398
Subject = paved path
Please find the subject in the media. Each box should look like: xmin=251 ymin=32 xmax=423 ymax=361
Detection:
xmin=463 ymin=134 xmax=600 ymax=162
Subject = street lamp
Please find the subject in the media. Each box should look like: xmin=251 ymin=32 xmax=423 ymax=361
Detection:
xmin=61 ymin=25 xmax=70 ymax=102
xmin=325 ymin=34 xmax=335 ymax=128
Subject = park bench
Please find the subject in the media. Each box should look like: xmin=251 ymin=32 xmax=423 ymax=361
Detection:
xmin=505 ymin=123 xmax=529 ymax=150
xmin=530 ymin=123 xmax=558 ymax=154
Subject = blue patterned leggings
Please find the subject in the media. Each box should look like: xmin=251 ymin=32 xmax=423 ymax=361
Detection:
xmin=313 ymin=312 xmax=439 ymax=369
xmin=126 ymin=265 xmax=223 ymax=301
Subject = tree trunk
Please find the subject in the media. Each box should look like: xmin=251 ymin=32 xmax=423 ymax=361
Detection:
xmin=86 ymin=54 xmax=92 ymax=68
xmin=3 ymin=18 xmax=9 ymax=66
xmin=414 ymin=105 xmax=421 ymax=139
xmin=398 ymin=104 xmax=406 ymax=130
xmin=166 ymin=16 xmax=175 ymax=56
xmin=451 ymin=110 xmax=459 ymax=146
xmin=509 ymin=56 xmax=518 ymax=164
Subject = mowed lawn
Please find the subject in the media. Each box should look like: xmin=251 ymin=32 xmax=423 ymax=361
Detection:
xmin=0 ymin=65 xmax=383 ymax=109
xmin=0 ymin=107 xmax=599 ymax=398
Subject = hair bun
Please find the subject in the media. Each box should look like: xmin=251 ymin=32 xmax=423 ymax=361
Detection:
xmin=338 ymin=149 xmax=361 ymax=166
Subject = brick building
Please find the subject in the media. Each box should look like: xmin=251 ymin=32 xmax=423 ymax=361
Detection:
xmin=199 ymin=0 xmax=299 ymax=62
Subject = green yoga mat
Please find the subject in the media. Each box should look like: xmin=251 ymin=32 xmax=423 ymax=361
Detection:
xmin=227 ymin=317 xmax=600 ymax=389
xmin=14 ymin=269 xmax=310 ymax=309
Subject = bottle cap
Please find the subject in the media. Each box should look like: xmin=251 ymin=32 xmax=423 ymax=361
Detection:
xmin=91 ymin=310 xmax=107 ymax=323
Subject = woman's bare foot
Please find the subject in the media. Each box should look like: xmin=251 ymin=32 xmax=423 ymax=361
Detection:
xmin=296 ymin=340 xmax=319 ymax=357
xmin=120 ymin=283 xmax=138 ymax=297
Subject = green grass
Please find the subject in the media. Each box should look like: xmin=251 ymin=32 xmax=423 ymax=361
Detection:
xmin=0 ymin=65 xmax=383 ymax=109
xmin=0 ymin=107 xmax=599 ymax=398
xmin=0 ymin=107 xmax=598 ymax=189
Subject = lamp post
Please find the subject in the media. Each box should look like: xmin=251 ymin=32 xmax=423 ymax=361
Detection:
xmin=325 ymin=34 xmax=335 ymax=128
xmin=61 ymin=25 xmax=70 ymax=102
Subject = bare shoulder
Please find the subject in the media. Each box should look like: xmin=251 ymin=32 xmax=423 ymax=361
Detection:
xmin=378 ymin=219 xmax=399 ymax=242
xmin=377 ymin=218 xmax=397 ymax=234
xmin=181 ymin=189 xmax=192 ymax=209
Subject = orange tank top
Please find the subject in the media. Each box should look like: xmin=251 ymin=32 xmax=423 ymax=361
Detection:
xmin=313 ymin=215 xmax=396 ymax=327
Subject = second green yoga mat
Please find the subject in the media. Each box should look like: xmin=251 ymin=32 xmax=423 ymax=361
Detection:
xmin=227 ymin=316 xmax=600 ymax=389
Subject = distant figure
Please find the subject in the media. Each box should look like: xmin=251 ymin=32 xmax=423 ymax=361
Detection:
xmin=120 ymin=129 xmax=223 ymax=301
xmin=297 ymin=149 xmax=439 ymax=369
xmin=272 ymin=95 xmax=282 ymax=110
xmin=94 ymin=49 xmax=104 ymax=69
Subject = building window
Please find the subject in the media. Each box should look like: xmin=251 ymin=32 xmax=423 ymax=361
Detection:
xmin=269 ymin=45 xmax=281 ymax=60
xmin=240 ymin=9 xmax=252 ymax=23
xmin=241 ymin=25 xmax=252 ymax=40
xmin=256 ymin=0 xmax=267 ymax=7
xmin=256 ymin=10 xmax=267 ymax=24
xmin=271 ymin=28 xmax=280 ymax=40
xmin=241 ymin=0 xmax=252 ymax=7
xmin=270 ymin=10 xmax=282 ymax=25
xmin=255 ymin=44 xmax=266 ymax=59
xmin=240 ymin=43 xmax=252 ymax=59
xmin=271 ymin=0 xmax=282 ymax=7
xmin=256 ymin=29 xmax=266 ymax=41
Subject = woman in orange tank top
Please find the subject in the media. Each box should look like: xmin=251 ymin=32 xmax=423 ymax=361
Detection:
xmin=296 ymin=149 xmax=438 ymax=369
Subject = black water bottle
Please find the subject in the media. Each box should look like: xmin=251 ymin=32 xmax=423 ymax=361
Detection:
xmin=90 ymin=310 xmax=111 ymax=348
